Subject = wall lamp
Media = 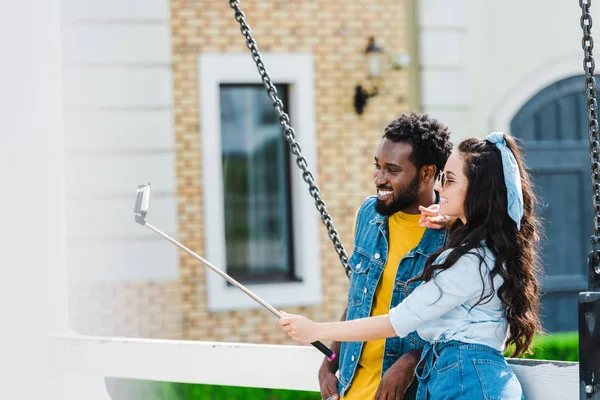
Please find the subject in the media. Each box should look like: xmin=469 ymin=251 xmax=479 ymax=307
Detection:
xmin=354 ymin=37 xmax=383 ymax=115
xmin=353 ymin=37 xmax=411 ymax=115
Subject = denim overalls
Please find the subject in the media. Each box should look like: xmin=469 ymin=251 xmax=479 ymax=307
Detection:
xmin=338 ymin=196 xmax=445 ymax=399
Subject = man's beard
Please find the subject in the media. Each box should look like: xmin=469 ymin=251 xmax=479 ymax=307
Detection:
xmin=374 ymin=174 xmax=420 ymax=216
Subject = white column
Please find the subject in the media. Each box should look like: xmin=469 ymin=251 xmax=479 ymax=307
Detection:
xmin=0 ymin=1 xmax=109 ymax=398
xmin=418 ymin=0 xmax=471 ymax=140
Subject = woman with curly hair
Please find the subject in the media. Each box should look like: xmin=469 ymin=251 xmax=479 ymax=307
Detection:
xmin=280 ymin=133 xmax=542 ymax=399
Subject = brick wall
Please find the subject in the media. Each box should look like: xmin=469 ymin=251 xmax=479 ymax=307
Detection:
xmin=170 ymin=0 xmax=411 ymax=344
xmin=70 ymin=281 xmax=184 ymax=339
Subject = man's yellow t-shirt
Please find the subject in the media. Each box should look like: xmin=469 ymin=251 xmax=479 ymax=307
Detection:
xmin=342 ymin=211 xmax=425 ymax=400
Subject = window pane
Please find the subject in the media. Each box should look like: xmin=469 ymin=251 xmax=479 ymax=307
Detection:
xmin=219 ymin=84 xmax=295 ymax=282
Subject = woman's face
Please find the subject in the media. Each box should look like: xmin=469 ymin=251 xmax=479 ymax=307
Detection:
xmin=437 ymin=152 xmax=469 ymax=224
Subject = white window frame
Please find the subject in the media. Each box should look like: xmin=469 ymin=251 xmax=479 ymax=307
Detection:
xmin=198 ymin=53 xmax=321 ymax=312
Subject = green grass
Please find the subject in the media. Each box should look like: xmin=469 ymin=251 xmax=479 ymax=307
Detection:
xmin=506 ymin=331 xmax=579 ymax=362
xmin=106 ymin=379 xmax=320 ymax=400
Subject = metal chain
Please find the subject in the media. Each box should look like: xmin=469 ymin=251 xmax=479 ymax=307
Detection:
xmin=228 ymin=0 xmax=351 ymax=276
xmin=581 ymin=0 xmax=600 ymax=275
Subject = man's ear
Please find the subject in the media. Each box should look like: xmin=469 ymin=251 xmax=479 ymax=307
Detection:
xmin=420 ymin=165 xmax=437 ymax=183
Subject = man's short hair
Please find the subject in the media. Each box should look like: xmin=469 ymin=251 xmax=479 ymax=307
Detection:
xmin=383 ymin=112 xmax=453 ymax=178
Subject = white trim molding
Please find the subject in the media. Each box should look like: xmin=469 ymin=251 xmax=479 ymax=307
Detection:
xmin=198 ymin=53 xmax=322 ymax=312
xmin=491 ymin=54 xmax=583 ymax=133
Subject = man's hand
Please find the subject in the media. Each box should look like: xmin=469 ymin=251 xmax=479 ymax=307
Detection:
xmin=318 ymin=361 xmax=340 ymax=400
xmin=374 ymin=350 xmax=421 ymax=400
xmin=418 ymin=204 xmax=450 ymax=229
xmin=318 ymin=311 xmax=344 ymax=400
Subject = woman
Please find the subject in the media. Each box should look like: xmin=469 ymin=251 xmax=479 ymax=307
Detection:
xmin=279 ymin=133 xmax=542 ymax=399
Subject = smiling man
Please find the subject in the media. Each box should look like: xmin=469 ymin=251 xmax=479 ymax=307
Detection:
xmin=318 ymin=113 xmax=452 ymax=400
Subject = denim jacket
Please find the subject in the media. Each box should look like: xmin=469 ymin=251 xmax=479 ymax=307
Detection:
xmin=337 ymin=196 xmax=446 ymax=398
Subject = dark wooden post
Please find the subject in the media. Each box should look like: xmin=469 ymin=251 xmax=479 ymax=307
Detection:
xmin=579 ymin=253 xmax=600 ymax=398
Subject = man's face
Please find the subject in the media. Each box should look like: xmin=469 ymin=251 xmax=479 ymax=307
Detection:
xmin=373 ymin=138 xmax=420 ymax=216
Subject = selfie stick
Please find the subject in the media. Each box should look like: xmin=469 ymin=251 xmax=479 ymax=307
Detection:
xmin=133 ymin=183 xmax=336 ymax=361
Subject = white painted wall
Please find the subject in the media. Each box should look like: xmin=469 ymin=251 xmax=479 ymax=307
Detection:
xmin=418 ymin=0 xmax=583 ymax=141
xmin=418 ymin=0 xmax=471 ymax=138
xmin=0 ymin=1 xmax=110 ymax=397
xmin=1 ymin=1 xmax=68 ymax=397
xmin=467 ymin=0 xmax=583 ymax=137
xmin=59 ymin=0 xmax=178 ymax=282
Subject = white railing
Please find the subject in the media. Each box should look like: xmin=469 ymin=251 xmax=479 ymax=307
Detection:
xmin=50 ymin=335 xmax=579 ymax=400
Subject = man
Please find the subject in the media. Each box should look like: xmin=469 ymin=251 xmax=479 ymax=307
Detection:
xmin=318 ymin=113 xmax=452 ymax=400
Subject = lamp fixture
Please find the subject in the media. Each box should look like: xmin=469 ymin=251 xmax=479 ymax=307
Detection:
xmin=354 ymin=37 xmax=383 ymax=115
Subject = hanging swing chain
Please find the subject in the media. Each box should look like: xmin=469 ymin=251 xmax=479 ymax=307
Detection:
xmin=228 ymin=0 xmax=351 ymax=276
xmin=581 ymin=0 xmax=600 ymax=274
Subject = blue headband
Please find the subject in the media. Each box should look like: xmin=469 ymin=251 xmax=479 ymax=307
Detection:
xmin=485 ymin=132 xmax=524 ymax=230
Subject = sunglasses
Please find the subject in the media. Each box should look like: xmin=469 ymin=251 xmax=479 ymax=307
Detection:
xmin=438 ymin=171 xmax=468 ymax=189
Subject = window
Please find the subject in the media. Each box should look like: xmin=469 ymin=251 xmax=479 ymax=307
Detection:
xmin=219 ymin=84 xmax=297 ymax=283
xmin=199 ymin=53 xmax=321 ymax=311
